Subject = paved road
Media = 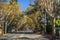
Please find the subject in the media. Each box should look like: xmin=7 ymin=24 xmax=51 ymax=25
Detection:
xmin=0 ymin=31 xmax=49 ymax=40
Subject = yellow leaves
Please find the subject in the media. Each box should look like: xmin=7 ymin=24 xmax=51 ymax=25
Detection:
xmin=24 ymin=15 xmax=26 ymax=18
xmin=17 ymin=21 xmax=22 ymax=27
xmin=0 ymin=4 xmax=3 ymax=9
xmin=4 ymin=5 xmax=8 ymax=10
xmin=27 ymin=17 xmax=33 ymax=24
xmin=3 ymin=5 xmax=12 ymax=14
xmin=19 ymin=4 xmax=22 ymax=8
xmin=9 ymin=5 xmax=13 ymax=9
xmin=30 ymin=14 xmax=35 ymax=19
xmin=14 ymin=4 xmax=19 ymax=7
xmin=0 ymin=1 xmax=23 ymax=29
xmin=35 ymin=11 xmax=39 ymax=16
xmin=0 ymin=3 xmax=4 ymax=6
xmin=18 ymin=10 xmax=23 ymax=15
xmin=23 ymin=16 xmax=33 ymax=26
xmin=25 ymin=24 xmax=29 ymax=28
xmin=3 ymin=3 xmax=22 ymax=15
xmin=46 ymin=0 xmax=51 ymax=3
xmin=26 ymin=6 xmax=34 ymax=12
xmin=29 ymin=11 xmax=40 ymax=28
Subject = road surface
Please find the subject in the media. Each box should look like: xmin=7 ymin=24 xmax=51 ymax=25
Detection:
xmin=0 ymin=31 xmax=49 ymax=40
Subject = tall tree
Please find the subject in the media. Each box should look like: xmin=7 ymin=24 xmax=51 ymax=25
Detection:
xmin=10 ymin=0 xmax=17 ymax=4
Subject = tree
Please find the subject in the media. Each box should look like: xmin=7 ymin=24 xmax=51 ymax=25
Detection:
xmin=26 ymin=4 xmax=41 ymax=32
xmin=23 ymin=16 xmax=34 ymax=30
xmin=0 ymin=0 xmax=23 ymax=33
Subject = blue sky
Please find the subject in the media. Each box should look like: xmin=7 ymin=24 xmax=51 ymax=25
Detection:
xmin=18 ymin=0 xmax=35 ymax=11
xmin=18 ymin=0 xmax=31 ymax=11
xmin=7 ymin=0 xmax=34 ymax=11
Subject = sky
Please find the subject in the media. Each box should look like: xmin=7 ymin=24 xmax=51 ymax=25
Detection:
xmin=18 ymin=0 xmax=35 ymax=11
xmin=3 ymin=0 xmax=34 ymax=11
xmin=18 ymin=0 xmax=31 ymax=11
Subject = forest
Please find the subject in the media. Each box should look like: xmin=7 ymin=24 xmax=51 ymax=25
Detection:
xmin=0 ymin=0 xmax=60 ymax=36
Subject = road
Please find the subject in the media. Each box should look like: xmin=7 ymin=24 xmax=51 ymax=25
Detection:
xmin=0 ymin=31 xmax=50 ymax=40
